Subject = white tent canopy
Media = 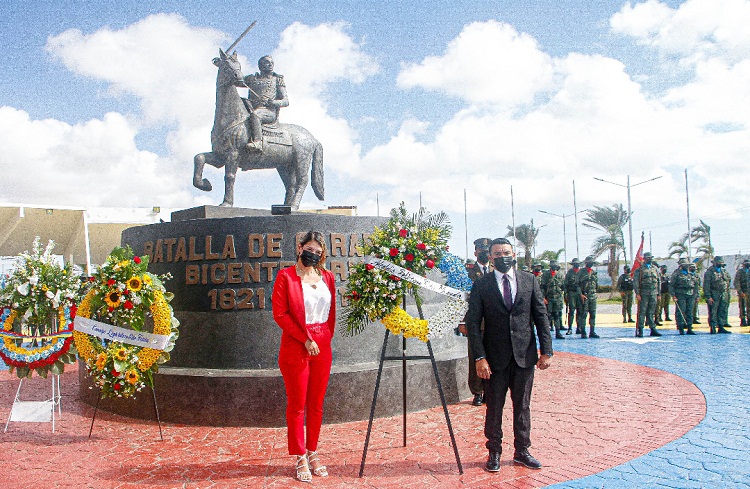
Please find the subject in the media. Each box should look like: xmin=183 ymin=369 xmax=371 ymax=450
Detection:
xmin=0 ymin=204 xmax=168 ymax=274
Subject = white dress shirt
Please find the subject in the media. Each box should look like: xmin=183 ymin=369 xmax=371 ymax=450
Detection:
xmin=494 ymin=268 xmax=517 ymax=305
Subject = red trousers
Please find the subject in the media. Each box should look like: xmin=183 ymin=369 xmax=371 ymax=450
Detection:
xmin=279 ymin=322 xmax=332 ymax=455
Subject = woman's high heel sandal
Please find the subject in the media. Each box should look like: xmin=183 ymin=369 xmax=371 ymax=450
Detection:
xmin=295 ymin=454 xmax=312 ymax=482
xmin=307 ymin=450 xmax=328 ymax=477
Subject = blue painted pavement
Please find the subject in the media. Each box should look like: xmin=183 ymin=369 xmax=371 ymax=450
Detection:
xmin=548 ymin=327 xmax=750 ymax=489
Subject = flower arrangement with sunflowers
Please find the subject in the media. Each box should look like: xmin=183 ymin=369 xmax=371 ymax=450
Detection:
xmin=0 ymin=238 xmax=79 ymax=379
xmin=341 ymin=203 xmax=461 ymax=341
xmin=73 ymin=246 xmax=179 ymax=399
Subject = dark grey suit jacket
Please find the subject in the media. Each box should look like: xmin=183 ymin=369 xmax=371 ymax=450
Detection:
xmin=466 ymin=268 xmax=553 ymax=370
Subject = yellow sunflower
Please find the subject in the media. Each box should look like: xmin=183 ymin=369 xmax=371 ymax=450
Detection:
xmin=125 ymin=369 xmax=139 ymax=385
xmin=114 ymin=348 xmax=128 ymax=361
xmin=127 ymin=276 xmax=143 ymax=292
xmin=142 ymin=274 xmax=153 ymax=285
xmin=104 ymin=291 xmax=121 ymax=308
xmin=95 ymin=352 xmax=107 ymax=371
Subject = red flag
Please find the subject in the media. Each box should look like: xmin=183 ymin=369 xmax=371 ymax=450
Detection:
xmin=630 ymin=233 xmax=645 ymax=278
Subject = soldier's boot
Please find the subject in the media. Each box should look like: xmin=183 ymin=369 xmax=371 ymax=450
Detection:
xmin=650 ymin=327 xmax=662 ymax=337
xmin=709 ymin=324 xmax=716 ymax=334
xmin=636 ymin=326 xmax=643 ymax=338
xmin=677 ymin=325 xmax=685 ymax=335
xmin=686 ymin=326 xmax=696 ymax=335
xmin=588 ymin=326 xmax=599 ymax=339
xmin=628 ymin=315 xmax=635 ymax=323
xmin=654 ymin=314 xmax=662 ymax=326
xmin=740 ymin=316 xmax=746 ymax=326
xmin=622 ymin=315 xmax=627 ymax=323
xmin=718 ymin=326 xmax=731 ymax=334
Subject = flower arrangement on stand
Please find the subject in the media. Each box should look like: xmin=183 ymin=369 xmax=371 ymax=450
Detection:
xmin=0 ymin=238 xmax=79 ymax=379
xmin=341 ymin=203 xmax=470 ymax=342
xmin=73 ymin=246 xmax=179 ymax=399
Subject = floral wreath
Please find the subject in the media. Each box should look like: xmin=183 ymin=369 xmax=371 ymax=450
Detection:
xmin=72 ymin=246 xmax=179 ymax=399
xmin=341 ymin=203 xmax=472 ymax=342
xmin=0 ymin=238 xmax=79 ymax=378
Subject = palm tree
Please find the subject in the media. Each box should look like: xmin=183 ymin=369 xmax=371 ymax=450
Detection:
xmin=690 ymin=220 xmax=712 ymax=268
xmin=506 ymin=222 xmax=540 ymax=268
xmin=582 ymin=204 xmax=629 ymax=293
xmin=668 ymin=233 xmax=690 ymax=259
xmin=538 ymin=248 xmax=565 ymax=263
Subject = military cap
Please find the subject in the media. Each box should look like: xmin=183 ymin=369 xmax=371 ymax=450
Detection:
xmin=643 ymin=251 xmax=653 ymax=258
xmin=743 ymin=259 xmax=750 ymax=265
xmin=473 ymin=238 xmax=491 ymax=250
xmin=584 ymin=255 xmax=594 ymax=262
xmin=533 ymin=261 xmax=542 ymax=267
xmin=660 ymin=264 xmax=667 ymax=270
xmin=624 ymin=264 xmax=631 ymax=270
xmin=678 ymin=257 xmax=688 ymax=265
xmin=571 ymin=258 xmax=580 ymax=265
xmin=712 ymin=256 xmax=724 ymax=264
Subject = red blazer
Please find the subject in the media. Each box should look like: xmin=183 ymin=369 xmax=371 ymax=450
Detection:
xmin=272 ymin=266 xmax=337 ymax=346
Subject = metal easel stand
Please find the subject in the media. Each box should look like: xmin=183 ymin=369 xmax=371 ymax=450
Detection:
xmin=4 ymin=374 xmax=62 ymax=433
xmin=358 ymin=303 xmax=463 ymax=477
xmin=88 ymin=381 xmax=164 ymax=441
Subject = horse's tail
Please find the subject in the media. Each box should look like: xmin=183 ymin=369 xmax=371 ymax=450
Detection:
xmin=311 ymin=140 xmax=324 ymax=201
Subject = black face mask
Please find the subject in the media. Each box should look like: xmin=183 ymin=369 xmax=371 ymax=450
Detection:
xmin=745 ymin=264 xmax=750 ymax=269
xmin=681 ymin=265 xmax=689 ymax=271
xmin=493 ymin=256 xmax=514 ymax=273
xmin=551 ymin=265 xmax=560 ymax=271
xmin=585 ymin=262 xmax=594 ymax=268
xmin=300 ymin=249 xmax=321 ymax=267
xmin=476 ymin=251 xmax=489 ymax=263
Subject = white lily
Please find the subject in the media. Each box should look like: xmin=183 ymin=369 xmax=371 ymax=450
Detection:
xmin=28 ymin=275 xmax=39 ymax=286
xmin=16 ymin=282 xmax=29 ymax=296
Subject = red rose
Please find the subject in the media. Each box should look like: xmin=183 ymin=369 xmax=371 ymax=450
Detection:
xmin=416 ymin=243 xmax=426 ymax=250
xmin=426 ymin=259 xmax=435 ymax=269
xmin=365 ymin=264 xmax=375 ymax=271
xmin=108 ymin=307 xmax=114 ymax=313
xmin=399 ymin=229 xmax=408 ymax=237
xmin=112 ymin=370 xmax=119 ymax=377
xmin=70 ymin=304 xmax=77 ymax=318
xmin=114 ymin=384 xmax=121 ymax=391
xmin=124 ymin=300 xmax=134 ymax=310
xmin=389 ymin=248 xmax=399 ymax=257
xmin=390 ymin=275 xmax=401 ymax=281
xmin=89 ymin=276 xmax=96 ymax=282
xmin=107 ymin=279 xmax=116 ymax=286
xmin=134 ymin=256 xmax=142 ymax=264
xmin=405 ymin=253 xmax=414 ymax=262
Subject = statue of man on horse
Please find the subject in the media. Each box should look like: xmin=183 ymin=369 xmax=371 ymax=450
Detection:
xmin=193 ymin=24 xmax=324 ymax=209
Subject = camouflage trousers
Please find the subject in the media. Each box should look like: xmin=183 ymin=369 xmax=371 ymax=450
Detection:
xmin=656 ymin=292 xmax=671 ymax=321
xmin=637 ymin=293 xmax=659 ymax=334
xmin=673 ymin=293 xmax=694 ymax=332
xmin=621 ymin=291 xmax=633 ymax=321
xmin=547 ymin=299 xmax=564 ymax=334
xmin=577 ymin=294 xmax=597 ymax=334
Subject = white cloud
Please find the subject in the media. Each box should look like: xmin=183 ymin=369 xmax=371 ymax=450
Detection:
xmin=397 ymin=21 xmax=554 ymax=108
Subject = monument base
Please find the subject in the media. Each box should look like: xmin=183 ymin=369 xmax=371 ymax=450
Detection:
xmin=78 ymin=354 xmax=470 ymax=427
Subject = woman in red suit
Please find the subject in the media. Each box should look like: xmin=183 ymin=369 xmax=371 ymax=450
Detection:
xmin=272 ymin=231 xmax=336 ymax=482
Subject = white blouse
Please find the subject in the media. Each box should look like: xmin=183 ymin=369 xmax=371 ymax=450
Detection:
xmin=302 ymin=280 xmax=331 ymax=324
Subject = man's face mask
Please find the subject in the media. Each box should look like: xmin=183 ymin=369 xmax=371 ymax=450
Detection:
xmin=493 ymin=256 xmax=514 ymax=273
xmin=476 ymin=250 xmax=489 ymax=263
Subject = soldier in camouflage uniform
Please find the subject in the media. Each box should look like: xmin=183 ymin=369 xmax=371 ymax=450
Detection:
xmin=565 ymin=258 xmax=583 ymax=335
xmin=733 ymin=259 xmax=750 ymax=326
xmin=575 ymin=256 xmax=600 ymax=338
xmin=703 ymin=256 xmax=731 ymax=334
xmin=616 ymin=265 xmax=635 ymax=323
xmin=690 ymin=263 xmax=701 ymax=324
xmin=655 ymin=265 xmax=672 ymax=325
xmin=541 ymin=260 xmax=566 ymax=339
xmin=669 ymin=258 xmax=695 ymax=335
xmin=633 ymin=251 xmax=662 ymax=337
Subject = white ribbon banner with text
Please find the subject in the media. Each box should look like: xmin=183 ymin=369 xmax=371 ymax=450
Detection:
xmin=74 ymin=317 xmax=171 ymax=351
xmin=364 ymin=256 xmax=468 ymax=301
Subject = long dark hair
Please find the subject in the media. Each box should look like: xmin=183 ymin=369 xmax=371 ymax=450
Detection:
xmin=298 ymin=231 xmax=327 ymax=270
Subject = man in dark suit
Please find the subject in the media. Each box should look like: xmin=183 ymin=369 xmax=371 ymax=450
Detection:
xmin=466 ymin=237 xmax=554 ymax=472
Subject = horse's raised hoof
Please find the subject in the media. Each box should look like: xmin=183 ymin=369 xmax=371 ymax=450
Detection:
xmin=193 ymin=178 xmax=212 ymax=192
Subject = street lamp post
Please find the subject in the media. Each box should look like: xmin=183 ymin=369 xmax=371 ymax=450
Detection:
xmin=593 ymin=175 xmax=662 ymax=264
xmin=539 ymin=209 xmax=587 ymax=271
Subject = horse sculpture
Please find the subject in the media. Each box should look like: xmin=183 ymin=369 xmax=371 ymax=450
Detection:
xmin=193 ymin=49 xmax=324 ymax=209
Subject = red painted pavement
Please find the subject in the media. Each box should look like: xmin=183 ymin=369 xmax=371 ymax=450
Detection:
xmin=0 ymin=351 xmax=705 ymax=488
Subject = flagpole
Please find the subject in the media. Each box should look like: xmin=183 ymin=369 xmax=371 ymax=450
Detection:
xmin=511 ymin=186 xmax=517 ymax=250
xmin=464 ymin=189 xmax=469 ymax=261
xmin=685 ymin=169 xmax=692 ymax=262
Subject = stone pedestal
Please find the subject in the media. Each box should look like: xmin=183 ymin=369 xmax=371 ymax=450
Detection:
xmin=78 ymin=206 xmax=470 ymax=426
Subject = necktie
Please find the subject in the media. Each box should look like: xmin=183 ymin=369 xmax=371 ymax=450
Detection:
xmin=482 ymin=265 xmax=487 ymax=275
xmin=502 ymin=274 xmax=513 ymax=310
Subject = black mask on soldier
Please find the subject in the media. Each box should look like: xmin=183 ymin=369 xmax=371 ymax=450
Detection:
xmin=493 ymin=256 xmax=514 ymax=273
xmin=745 ymin=263 xmax=750 ymax=269
xmin=300 ymin=249 xmax=321 ymax=267
xmin=551 ymin=265 xmax=560 ymax=271
xmin=585 ymin=261 xmax=594 ymax=268
xmin=476 ymin=251 xmax=489 ymax=264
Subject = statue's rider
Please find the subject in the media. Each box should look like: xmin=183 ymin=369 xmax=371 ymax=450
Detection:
xmin=237 ymin=55 xmax=288 ymax=152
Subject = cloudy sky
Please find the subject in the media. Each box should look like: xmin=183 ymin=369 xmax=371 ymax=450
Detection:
xmin=1 ymin=0 xmax=749 ymax=262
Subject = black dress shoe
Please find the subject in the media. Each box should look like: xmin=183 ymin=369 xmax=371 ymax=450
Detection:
xmin=485 ymin=451 xmax=501 ymax=472
xmin=513 ymin=449 xmax=542 ymax=469
xmin=472 ymin=394 xmax=484 ymax=406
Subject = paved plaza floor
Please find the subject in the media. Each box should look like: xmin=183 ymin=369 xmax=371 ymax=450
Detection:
xmin=1 ymin=310 xmax=748 ymax=488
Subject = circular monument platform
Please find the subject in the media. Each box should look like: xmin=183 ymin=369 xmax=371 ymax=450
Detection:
xmin=78 ymin=206 xmax=470 ymax=426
